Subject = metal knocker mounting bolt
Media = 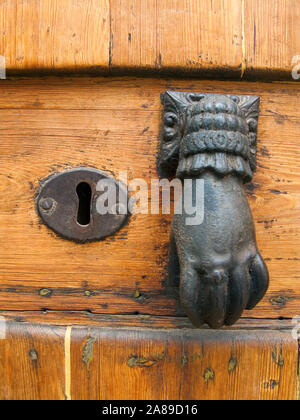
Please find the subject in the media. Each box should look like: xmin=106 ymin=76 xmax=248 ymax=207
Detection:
xmin=159 ymin=91 xmax=269 ymax=328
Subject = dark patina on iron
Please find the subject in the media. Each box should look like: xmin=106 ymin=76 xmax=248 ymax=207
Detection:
xmin=36 ymin=167 xmax=129 ymax=243
xmin=159 ymin=91 xmax=269 ymax=328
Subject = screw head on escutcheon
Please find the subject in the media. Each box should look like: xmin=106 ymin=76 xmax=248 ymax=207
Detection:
xmin=39 ymin=197 xmax=55 ymax=212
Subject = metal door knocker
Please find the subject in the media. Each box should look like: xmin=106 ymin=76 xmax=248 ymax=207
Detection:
xmin=159 ymin=91 xmax=269 ymax=328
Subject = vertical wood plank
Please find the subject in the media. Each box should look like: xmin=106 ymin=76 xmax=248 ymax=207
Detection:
xmin=110 ymin=0 xmax=158 ymax=69
xmin=0 ymin=320 xmax=66 ymax=400
xmin=156 ymin=0 xmax=243 ymax=74
xmin=244 ymin=0 xmax=300 ymax=78
xmin=110 ymin=0 xmax=243 ymax=76
xmin=71 ymin=327 xmax=181 ymax=399
xmin=0 ymin=0 xmax=110 ymax=73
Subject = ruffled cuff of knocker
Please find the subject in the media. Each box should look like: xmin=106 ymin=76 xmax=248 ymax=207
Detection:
xmin=176 ymin=152 xmax=253 ymax=182
xmin=176 ymin=129 xmax=254 ymax=181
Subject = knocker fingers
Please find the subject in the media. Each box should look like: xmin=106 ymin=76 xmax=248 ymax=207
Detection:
xmin=225 ymin=265 xmax=251 ymax=326
xmin=246 ymin=253 xmax=269 ymax=310
xmin=179 ymin=256 xmax=268 ymax=328
xmin=179 ymin=265 xmax=205 ymax=327
xmin=204 ymin=268 xmax=229 ymax=329
xmin=180 ymin=266 xmax=230 ymax=329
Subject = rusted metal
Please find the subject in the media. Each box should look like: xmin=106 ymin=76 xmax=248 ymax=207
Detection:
xmin=36 ymin=168 xmax=129 ymax=242
xmin=159 ymin=91 xmax=269 ymax=328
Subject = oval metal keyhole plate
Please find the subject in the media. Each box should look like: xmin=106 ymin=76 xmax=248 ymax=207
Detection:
xmin=36 ymin=168 xmax=129 ymax=242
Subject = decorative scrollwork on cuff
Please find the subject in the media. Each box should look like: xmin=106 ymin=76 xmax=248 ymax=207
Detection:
xmin=159 ymin=91 xmax=259 ymax=182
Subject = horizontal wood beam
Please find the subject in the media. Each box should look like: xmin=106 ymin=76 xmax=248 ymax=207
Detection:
xmin=0 ymin=77 xmax=299 ymax=319
xmin=0 ymin=310 xmax=295 ymax=330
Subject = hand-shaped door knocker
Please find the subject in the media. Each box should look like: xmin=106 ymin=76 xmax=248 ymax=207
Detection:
xmin=159 ymin=91 xmax=269 ymax=328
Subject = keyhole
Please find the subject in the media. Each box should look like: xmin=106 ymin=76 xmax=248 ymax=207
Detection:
xmin=76 ymin=182 xmax=92 ymax=226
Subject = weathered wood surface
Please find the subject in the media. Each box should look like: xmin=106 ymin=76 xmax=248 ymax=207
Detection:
xmin=244 ymin=0 xmax=300 ymax=79
xmin=0 ymin=321 xmax=66 ymax=400
xmin=0 ymin=0 xmax=110 ymax=74
xmin=0 ymin=77 xmax=299 ymax=319
xmin=0 ymin=311 xmax=295 ymax=331
xmin=71 ymin=328 xmax=298 ymax=400
xmin=0 ymin=0 xmax=299 ymax=79
xmin=110 ymin=0 xmax=243 ymax=77
xmin=0 ymin=317 xmax=297 ymax=400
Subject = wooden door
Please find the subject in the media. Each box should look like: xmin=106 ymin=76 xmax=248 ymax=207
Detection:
xmin=0 ymin=0 xmax=299 ymax=400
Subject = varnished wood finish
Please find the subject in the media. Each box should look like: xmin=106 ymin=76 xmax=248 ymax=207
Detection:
xmin=0 ymin=321 xmax=66 ymax=400
xmin=110 ymin=0 xmax=242 ymax=77
xmin=0 ymin=316 xmax=297 ymax=400
xmin=0 ymin=0 xmax=299 ymax=79
xmin=0 ymin=77 xmax=299 ymax=319
xmin=0 ymin=0 xmax=299 ymax=402
xmin=244 ymin=0 xmax=300 ymax=79
xmin=0 ymin=0 xmax=110 ymax=73
xmin=71 ymin=328 xmax=298 ymax=400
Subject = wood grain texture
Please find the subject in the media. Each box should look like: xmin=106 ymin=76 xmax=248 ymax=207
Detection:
xmin=0 ymin=317 xmax=297 ymax=400
xmin=0 ymin=0 xmax=299 ymax=79
xmin=0 ymin=77 xmax=299 ymax=319
xmin=0 ymin=0 xmax=110 ymax=73
xmin=70 ymin=327 xmax=298 ymax=400
xmin=244 ymin=0 xmax=300 ymax=78
xmin=0 ymin=321 xmax=66 ymax=400
xmin=0 ymin=311 xmax=294 ymax=331
xmin=110 ymin=0 xmax=243 ymax=77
